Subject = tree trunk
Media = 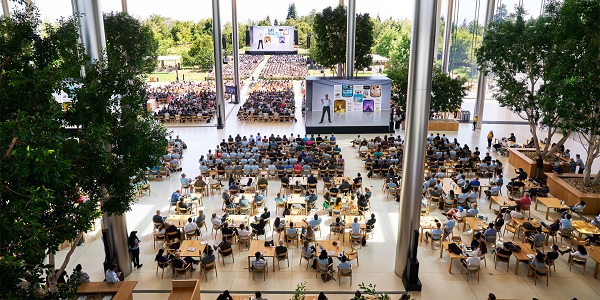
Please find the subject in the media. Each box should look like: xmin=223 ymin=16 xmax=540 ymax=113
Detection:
xmin=530 ymin=120 xmax=542 ymax=156
xmin=45 ymin=233 xmax=83 ymax=295
xmin=546 ymin=132 xmax=570 ymax=158
xmin=583 ymin=134 xmax=599 ymax=186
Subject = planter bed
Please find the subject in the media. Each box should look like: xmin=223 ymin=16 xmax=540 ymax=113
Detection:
xmin=546 ymin=173 xmax=600 ymax=215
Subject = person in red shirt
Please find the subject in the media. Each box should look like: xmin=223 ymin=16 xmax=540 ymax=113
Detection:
xmin=516 ymin=192 xmax=532 ymax=211
xmin=293 ymin=163 xmax=303 ymax=174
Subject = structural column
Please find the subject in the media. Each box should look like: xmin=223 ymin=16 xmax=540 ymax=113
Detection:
xmin=231 ymin=0 xmax=240 ymax=104
xmin=395 ymin=0 xmax=438 ymax=291
xmin=441 ymin=0 xmax=454 ymax=73
xmin=2 ymin=0 xmax=9 ymax=18
xmin=212 ymin=0 xmax=226 ymax=129
xmin=71 ymin=0 xmax=132 ymax=277
xmin=433 ymin=0 xmax=442 ymax=61
xmin=474 ymin=0 xmax=496 ymax=129
xmin=345 ymin=0 xmax=356 ymax=79
xmin=121 ymin=0 xmax=127 ymax=13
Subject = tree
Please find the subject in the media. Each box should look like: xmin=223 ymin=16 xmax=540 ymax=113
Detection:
xmin=287 ymin=3 xmax=297 ymax=20
xmin=494 ymin=3 xmax=509 ymax=22
xmin=310 ymin=5 xmax=374 ymax=76
xmin=183 ymin=33 xmax=214 ymax=69
xmin=258 ymin=16 xmax=271 ymax=26
xmin=546 ymin=0 xmax=600 ymax=186
xmin=476 ymin=6 xmax=568 ymax=158
xmin=143 ymin=14 xmax=174 ymax=55
xmin=0 ymin=8 xmax=167 ymax=299
xmin=388 ymin=66 xmax=468 ymax=117
xmin=104 ymin=12 xmax=158 ymax=75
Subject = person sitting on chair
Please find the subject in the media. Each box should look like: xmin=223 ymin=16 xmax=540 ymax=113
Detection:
xmin=275 ymin=239 xmax=287 ymax=255
xmin=424 ymin=221 xmax=443 ymax=242
xmin=251 ymin=251 xmax=266 ymax=270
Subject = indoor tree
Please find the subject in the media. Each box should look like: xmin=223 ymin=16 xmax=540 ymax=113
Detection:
xmin=476 ymin=6 xmax=569 ymax=158
xmin=0 ymin=7 xmax=167 ymax=299
xmin=546 ymin=0 xmax=600 ymax=186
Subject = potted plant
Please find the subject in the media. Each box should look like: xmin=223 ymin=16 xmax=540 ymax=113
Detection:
xmin=292 ymin=281 xmax=307 ymax=300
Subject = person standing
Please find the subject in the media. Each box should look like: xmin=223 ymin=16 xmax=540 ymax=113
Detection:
xmin=319 ymin=94 xmax=332 ymax=124
xmin=487 ymin=131 xmax=494 ymax=148
xmin=575 ymin=154 xmax=585 ymax=174
xmin=472 ymin=114 xmax=478 ymax=131
xmin=128 ymin=231 xmax=143 ymax=269
xmin=257 ymin=34 xmax=264 ymax=49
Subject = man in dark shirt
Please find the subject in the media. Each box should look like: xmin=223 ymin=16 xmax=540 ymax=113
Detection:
xmin=214 ymin=236 xmax=232 ymax=253
xmin=366 ymin=213 xmax=377 ymax=226
xmin=307 ymin=174 xmax=318 ymax=184
xmin=152 ymin=210 xmax=165 ymax=224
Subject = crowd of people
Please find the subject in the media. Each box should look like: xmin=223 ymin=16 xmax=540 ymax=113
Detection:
xmin=237 ymin=80 xmax=297 ymax=122
xmin=208 ymin=54 xmax=264 ymax=80
xmin=150 ymin=81 xmax=225 ymax=123
xmin=260 ymin=55 xmax=308 ymax=80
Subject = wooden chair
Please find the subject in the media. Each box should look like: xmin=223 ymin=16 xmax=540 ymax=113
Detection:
xmin=316 ymin=260 xmax=333 ymax=282
xmin=276 ymin=251 xmax=289 ymax=270
xmin=568 ymin=255 xmax=588 ymax=275
xmin=218 ymin=247 xmax=235 ymax=265
xmin=238 ymin=234 xmax=251 ymax=250
xmin=173 ymin=264 xmax=191 ymax=279
xmin=212 ymin=224 xmax=221 ymax=239
xmin=338 ymin=266 xmax=353 ymax=286
xmin=528 ymin=264 xmax=549 ymax=286
xmin=153 ymin=232 xmax=166 ymax=249
xmin=252 ymin=261 xmax=268 ymax=281
xmin=504 ymin=222 xmax=518 ymax=240
xmin=494 ymin=252 xmax=511 ymax=272
xmin=559 ymin=228 xmax=574 ymax=243
xmin=344 ymin=250 xmax=359 ymax=266
xmin=200 ymin=261 xmax=218 ymax=282
xmin=546 ymin=257 xmax=557 ymax=276
xmin=156 ymin=260 xmax=171 ymax=279
xmin=350 ymin=234 xmax=363 ymax=250
xmin=285 ymin=231 xmax=299 ymax=248
xmin=185 ymin=230 xmax=199 ymax=240
xmin=430 ymin=231 xmax=442 ymax=250
xmin=460 ymin=264 xmax=480 ymax=282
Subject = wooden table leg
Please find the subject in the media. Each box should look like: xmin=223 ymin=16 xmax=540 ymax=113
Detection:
xmin=515 ymin=259 xmax=520 ymax=275
xmin=535 ymin=200 xmax=539 ymax=211
xmin=449 ymin=258 xmax=453 ymax=273
xmin=546 ymin=208 xmax=550 ymax=220
xmin=594 ymin=262 xmax=599 ymax=279
xmin=489 ymin=199 xmax=493 ymax=209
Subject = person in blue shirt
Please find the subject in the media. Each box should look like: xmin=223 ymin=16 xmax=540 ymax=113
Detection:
xmin=560 ymin=213 xmax=573 ymax=230
xmin=425 ymin=221 xmax=443 ymax=242
xmin=442 ymin=215 xmax=456 ymax=239
xmin=171 ymin=190 xmax=181 ymax=204
xmin=306 ymin=214 xmax=322 ymax=226
xmin=483 ymin=223 xmax=497 ymax=243
xmin=575 ymin=154 xmax=585 ymax=174
xmin=467 ymin=203 xmax=479 ymax=216
xmin=470 ymin=177 xmax=481 ymax=187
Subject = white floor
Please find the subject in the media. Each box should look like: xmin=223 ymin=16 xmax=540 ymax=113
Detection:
xmin=49 ymin=81 xmax=600 ymax=300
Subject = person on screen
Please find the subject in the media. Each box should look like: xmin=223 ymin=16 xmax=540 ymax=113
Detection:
xmin=257 ymin=34 xmax=264 ymax=49
xmin=319 ymin=94 xmax=332 ymax=124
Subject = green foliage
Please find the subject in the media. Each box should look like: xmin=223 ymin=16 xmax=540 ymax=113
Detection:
xmin=287 ymin=3 xmax=298 ymax=20
xmin=388 ymin=64 xmax=467 ymax=116
xmin=293 ymin=281 xmax=307 ymax=300
xmin=104 ymin=12 xmax=158 ymax=75
xmin=310 ymin=5 xmax=374 ymax=75
xmin=357 ymin=282 xmax=389 ymax=300
xmin=476 ymin=6 xmax=565 ymax=156
xmin=544 ymin=0 xmax=600 ymax=185
xmin=183 ymin=34 xmax=214 ymax=69
xmin=143 ymin=14 xmax=174 ymax=55
xmin=258 ymin=16 xmax=271 ymax=26
xmin=0 ymin=7 xmax=167 ymax=299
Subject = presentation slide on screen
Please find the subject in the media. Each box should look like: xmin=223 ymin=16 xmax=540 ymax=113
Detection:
xmin=312 ymin=84 xmax=385 ymax=112
xmin=250 ymin=26 xmax=295 ymax=52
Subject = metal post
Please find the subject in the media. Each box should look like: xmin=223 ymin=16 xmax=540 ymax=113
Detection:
xmin=345 ymin=0 xmax=356 ymax=79
xmin=231 ymin=0 xmax=240 ymax=104
xmin=212 ymin=0 xmax=226 ymax=129
xmin=71 ymin=0 xmax=132 ymax=277
xmin=2 ymin=0 xmax=9 ymax=18
xmin=433 ymin=0 xmax=442 ymax=61
xmin=71 ymin=0 xmax=106 ymax=63
xmin=395 ymin=0 xmax=438 ymax=291
xmin=121 ymin=0 xmax=127 ymax=13
xmin=474 ymin=0 xmax=496 ymax=129
xmin=441 ymin=0 xmax=454 ymax=73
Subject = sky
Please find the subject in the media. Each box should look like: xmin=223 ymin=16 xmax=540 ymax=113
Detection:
xmin=8 ymin=0 xmax=543 ymax=25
